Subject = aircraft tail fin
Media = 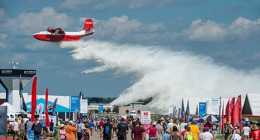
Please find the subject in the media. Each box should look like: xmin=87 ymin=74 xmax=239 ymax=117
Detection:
xmin=83 ymin=18 xmax=94 ymax=30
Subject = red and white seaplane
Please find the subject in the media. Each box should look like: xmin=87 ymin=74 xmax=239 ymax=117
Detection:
xmin=33 ymin=18 xmax=94 ymax=42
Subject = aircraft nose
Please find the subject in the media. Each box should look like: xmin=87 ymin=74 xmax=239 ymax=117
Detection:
xmin=33 ymin=34 xmax=38 ymax=39
xmin=33 ymin=33 xmax=44 ymax=40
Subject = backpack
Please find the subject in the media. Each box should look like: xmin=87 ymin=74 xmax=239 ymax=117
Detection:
xmin=225 ymin=126 xmax=231 ymax=134
xmin=185 ymin=132 xmax=193 ymax=140
xmin=104 ymin=125 xmax=110 ymax=135
xmin=34 ymin=123 xmax=42 ymax=134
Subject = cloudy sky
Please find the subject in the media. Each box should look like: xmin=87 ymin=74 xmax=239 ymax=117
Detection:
xmin=0 ymin=0 xmax=260 ymax=108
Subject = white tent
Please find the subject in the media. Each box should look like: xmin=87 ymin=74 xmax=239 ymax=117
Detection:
xmin=0 ymin=102 xmax=19 ymax=113
xmin=245 ymin=94 xmax=260 ymax=116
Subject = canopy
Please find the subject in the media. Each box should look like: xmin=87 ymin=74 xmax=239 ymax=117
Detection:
xmin=0 ymin=102 xmax=19 ymax=113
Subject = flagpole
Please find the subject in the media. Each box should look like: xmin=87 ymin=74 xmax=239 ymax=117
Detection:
xmin=219 ymin=96 xmax=221 ymax=133
xmin=19 ymin=74 xmax=22 ymax=114
xmin=69 ymin=93 xmax=71 ymax=120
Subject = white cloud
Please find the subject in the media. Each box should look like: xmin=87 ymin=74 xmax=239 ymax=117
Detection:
xmin=1 ymin=7 xmax=72 ymax=35
xmin=181 ymin=19 xmax=226 ymax=41
xmin=228 ymin=17 xmax=260 ymax=39
xmin=180 ymin=17 xmax=260 ymax=42
xmin=95 ymin=16 xmax=142 ymax=41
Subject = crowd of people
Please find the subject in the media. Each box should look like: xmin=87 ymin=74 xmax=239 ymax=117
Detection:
xmin=5 ymin=115 xmax=260 ymax=140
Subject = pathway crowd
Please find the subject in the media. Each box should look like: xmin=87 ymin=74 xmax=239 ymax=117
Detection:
xmin=5 ymin=116 xmax=260 ymax=140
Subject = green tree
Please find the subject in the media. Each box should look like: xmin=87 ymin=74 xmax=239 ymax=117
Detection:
xmin=112 ymin=105 xmax=119 ymax=114
xmin=106 ymin=108 xmax=111 ymax=113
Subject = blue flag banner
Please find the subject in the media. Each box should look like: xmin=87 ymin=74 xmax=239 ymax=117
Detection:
xmin=98 ymin=105 xmax=103 ymax=114
xmin=199 ymin=102 xmax=207 ymax=116
xmin=71 ymin=96 xmax=79 ymax=112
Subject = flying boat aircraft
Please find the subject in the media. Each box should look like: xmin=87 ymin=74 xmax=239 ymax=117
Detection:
xmin=33 ymin=18 xmax=94 ymax=42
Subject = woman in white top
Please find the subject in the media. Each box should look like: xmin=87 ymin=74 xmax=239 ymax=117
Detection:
xmin=242 ymin=123 xmax=251 ymax=140
xmin=12 ymin=118 xmax=19 ymax=140
xmin=231 ymin=129 xmax=241 ymax=140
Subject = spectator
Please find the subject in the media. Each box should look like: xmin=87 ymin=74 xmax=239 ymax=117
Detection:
xmin=148 ymin=122 xmax=158 ymax=140
xmin=13 ymin=118 xmax=19 ymax=140
xmin=102 ymin=118 xmax=113 ymax=140
xmin=250 ymin=123 xmax=260 ymax=140
xmin=32 ymin=119 xmax=43 ymax=140
xmin=82 ymin=123 xmax=91 ymax=140
xmin=242 ymin=123 xmax=250 ymax=140
xmin=171 ymin=126 xmax=182 ymax=140
xmin=117 ymin=118 xmax=129 ymax=140
xmin=189 ymin=121 xmax=200 ymax=140
xmin=231 ymin=129 xmax=241 ymax=140
xmin=65 ymin=121 xmax=78 ymax=140
xmin=131 ymin=122 xmax=145 ymax=140
xmin=201 ymin=126 xmax=213 ymax=140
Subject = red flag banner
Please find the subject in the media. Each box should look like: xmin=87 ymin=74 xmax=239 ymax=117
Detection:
xmin=230 ymin=97 xmax=235 ymax=127
xmin=225 ymin=100 xmax=230 ymax=122
xmin=226 ymin=100 xmax=230 ymax=122
xmin=233 ymin=95 xmax=242 ymax=130
xmin=31 ymin=76 xmax=37 ymax=121
xmin=239 ymin=95 xmax=242 ymax=131
xmin=45 ymin=88 xmax=50 ymax=127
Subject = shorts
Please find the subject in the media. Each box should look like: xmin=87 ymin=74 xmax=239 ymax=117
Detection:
xmin=149 ymin=136 xmax=157 ymax=140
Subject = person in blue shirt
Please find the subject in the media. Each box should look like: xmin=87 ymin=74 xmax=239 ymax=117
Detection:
xmin=163 ymin=130 xmax=171 ymax=140
xmin=89 ymin=120 xmax=95 ymax=136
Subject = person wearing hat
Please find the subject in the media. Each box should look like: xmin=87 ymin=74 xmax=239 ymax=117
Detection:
xmin=224 ymin=122 xmax=232 ymax=140
xmin=201 ymin=126 xmax=213 ymax=140
xmin=56 ymin=124 xmax=66 ymax=140
xmin=65 ymin=121 xmax=78 ymax=140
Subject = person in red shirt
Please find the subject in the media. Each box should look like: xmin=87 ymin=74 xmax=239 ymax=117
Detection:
xmin=131 ymin=122 xmax=145 ymax=140
xmin=251 ymin=124 xmax=260 ymax=140
xmin=204 ymin=121 xmax=212 ymax=130
xmin=100 ymin=118 xmax=105 ymax=127
xmin=181 ymin=125 xmax=188 ymax=138
xmin=148 ymin=122 xmax=158 ymax=139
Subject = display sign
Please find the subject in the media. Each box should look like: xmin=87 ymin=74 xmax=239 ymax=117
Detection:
xmin=0 ymin=69 xmax=36 ymax=75
xmin=98 ymin=105 xmax=103 ymax=114
xmin=71 ymin=96 xmax=79 ymax=112
xmin=140 ymin=111 xmax=151 ymax=124
xmin=199 ymin=102 xmax=207 ymax=116
xmin=80 ymin=99 xmax=88 ymax=113
xmin=211 ymin=98 xmax=220 ymax=115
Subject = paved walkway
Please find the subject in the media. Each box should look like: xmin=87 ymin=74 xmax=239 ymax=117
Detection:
xmin=2 ymin=130 xmax=132 ymax=140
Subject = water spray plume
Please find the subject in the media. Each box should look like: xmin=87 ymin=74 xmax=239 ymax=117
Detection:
xmin=61 ymin=40 xmax=260 ymax=113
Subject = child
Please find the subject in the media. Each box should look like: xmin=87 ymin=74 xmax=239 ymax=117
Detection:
xmin=163 ymin=130 xmax=171 ymax=140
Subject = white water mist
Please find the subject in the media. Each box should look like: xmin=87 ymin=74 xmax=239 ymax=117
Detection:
xmin=60 ymin=40 xmax=260 ymax=113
